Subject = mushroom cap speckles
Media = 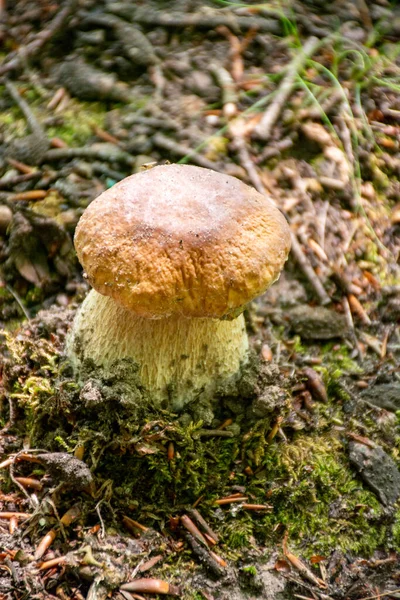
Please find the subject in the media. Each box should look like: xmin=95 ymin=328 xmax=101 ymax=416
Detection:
xmin=74 ymin=164 xmax=291 ymax=318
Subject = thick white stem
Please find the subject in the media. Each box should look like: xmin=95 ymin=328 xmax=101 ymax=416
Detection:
xmin=67 ymin=290 xmax=249 ymax=411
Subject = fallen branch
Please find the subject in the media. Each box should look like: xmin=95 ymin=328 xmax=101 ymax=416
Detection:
xmin=253 ymin=37 xmax=319 ymax=140
xmin=342 ymin=295 xmax=363 ymax=360
xmin=42 ymin=146 xmax=135 ymax=166
xmin=195 ymin=429 xmax=234 ymax=439
xmin=108 ymin=6 xmax=281 ymax=34
xmin=0 ymin=0 xmax=78 ymax=76
xmin=180 ymin=515 xmax=209 ymax=548
xmin=5 ymin=80 xmax=46 ymax=139
xmin=122 ymin=515 xmax=148 ymax=534
xmin=290 ymin=231 xmax=331 ymax=306
xmin=354 ymin=589 xmax=400 ymax=600
xmin=186 ymin=508 xmax=219 ymax=544
xmin=230 ymin=120 xmax=265 ymax=194
xmin=121 ymin=115 xmax=179 ymax=131
xmin=39 ymin=556 xmax=67 ymax=571
xmin=210 ymin=63 xmax=237 ymax=118
xmin=215 ymin=496 xmax=248 ymax=505
xmin=283 ymin=533 xmax=327 ymax=589
xmin=0 ymin=172 xmax=41 ymax=190
xmin=182 ymin=531 xmax=225 ymax=579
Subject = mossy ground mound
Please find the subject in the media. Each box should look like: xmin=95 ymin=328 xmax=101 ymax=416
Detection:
xmin=1 ymin=305 xmax=399 ymax=599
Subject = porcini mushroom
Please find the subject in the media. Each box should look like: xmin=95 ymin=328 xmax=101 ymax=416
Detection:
xmin=67 ymin=164 xmax=291 ymax=410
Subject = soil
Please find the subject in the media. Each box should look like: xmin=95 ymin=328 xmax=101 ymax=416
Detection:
xmin=0 ymin=1 xmax=400 ymax=599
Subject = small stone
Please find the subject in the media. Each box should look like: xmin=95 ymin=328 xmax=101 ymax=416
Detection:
xmin=0 ymin=205 xmax=13 ymax=234
xmin=77 ymin=29 xmax=105 ymax=46
xmin=340 ymin=21 xmax=367 ymax=44
xmin=80 ymin=379 xmax=103 ymax=409
xmin=185 ymin=71 xmax=217 ymax=99
xmin=391 ymin=203 xmax=400 ymax=224
xmin=287 ymin=305 xmax=348 ymax=340
xmin=59 ymin=209 xmax=80 ymax=230
xmin=38 ymin=452 xmax=93 ymax=491
xmin=349 ymin=442 xmax=400 ymax=506
xmin=360 ymin=382 xmax=400 ymax=412
xmin=192 ymin=402 xmax=214 ymax=427
xmin=257 ymin=362 xmax=281 ymax=387
xmin=252 ymin=386 xmax=287 ymax=417
xmin=261 ymin=343 xmax=273 ymax=362
xmin=56 ymin=294 xmax=69 ymax=307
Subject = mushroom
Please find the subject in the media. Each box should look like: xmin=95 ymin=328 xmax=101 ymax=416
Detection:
xmin=67 ymin=164 xmax=291 ymax=411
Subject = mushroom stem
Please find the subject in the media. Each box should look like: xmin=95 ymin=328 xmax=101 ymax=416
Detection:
xmin=67 ymin=290 xmax=249 ymax=410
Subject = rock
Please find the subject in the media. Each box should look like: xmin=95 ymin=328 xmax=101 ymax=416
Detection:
xmin=0 ymin=205 xmax=12 ymax=234
xmin=38 ymin=452 xmax=93 ymax=491
xmin=262 ymin=272 xmax=307 ymax=308
xmin=340 ymin=21 xmax=367 ymax=44
xmin=192 ymin=401 xmax=214 ymax=427
xmin=252 ymin=386 xmax=287 ymax=417
xmin=185 ymin=71 xmax=219 ymax=100
xmin=80 ymin=379 xmax=103 ymax=409
xmin=349 ymin=442 xmax=400 ymax=506
xmin=360 ymin=382 xmax=400 ymax=412
xmin=287 ymin=305 xmax=348 ymax=340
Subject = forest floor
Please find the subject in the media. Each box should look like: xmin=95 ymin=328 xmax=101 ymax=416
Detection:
xmin=0 ymin=1 xmax=400 ymax=599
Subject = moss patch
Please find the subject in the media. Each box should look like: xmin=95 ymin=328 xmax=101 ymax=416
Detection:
xmin=46 ymin=100 xmax=107 ymax=146
xmin=1 ymin=307 xmax=399 ymax=567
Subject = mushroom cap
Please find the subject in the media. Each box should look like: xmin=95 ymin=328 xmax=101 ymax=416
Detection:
xmin=75 ymin=164 xmax=291 ymax=318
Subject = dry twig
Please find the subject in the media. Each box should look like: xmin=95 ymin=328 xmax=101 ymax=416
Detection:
xmin=180 ymin=515 xmax=208 ymax=548
xmin=210 ymin=63 xmax=237 ymax=118
xmin=42 ymin=146 xmax=135 ymax=166
xmin=290 ymin=231 xmax=331 ymax=305
xmin=109 ymin=7 xmax=281 ymax=34
xmin=0 ymin=1 xmax=78 ymax=75
xmin=186 ymin=509 xmax=219 ymax=544
xmin=253 ymin=37 xmax=319 ymax=140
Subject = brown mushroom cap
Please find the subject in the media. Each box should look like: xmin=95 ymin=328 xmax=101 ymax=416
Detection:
xmin=74 ymin=164 xmax=291 ymax=318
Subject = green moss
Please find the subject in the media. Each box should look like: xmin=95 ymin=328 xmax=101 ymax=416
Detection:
xmin=320 ymin=343 xmax=362 ymax=374
xmin=257 ymin=434 xmax=386 ymax=556
xmin=292 ymin=335 xmax=306 ymax=354
xmin=222 ymin=517 xmax=254 ymax=550
xmin=393 ymin=510 xmax=400 ymax=549
xmin=1 ymin=322 xmax=398 ymax=561
xmin=242 ymin=565 xmax=257 ymax=576
xmin=0 ymin=110 xmax=26 ymax=133
xmin=46 ymin=101 xmax=106 ymax=146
